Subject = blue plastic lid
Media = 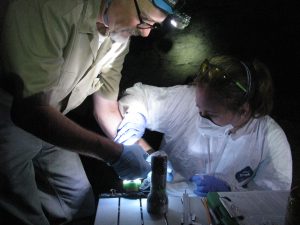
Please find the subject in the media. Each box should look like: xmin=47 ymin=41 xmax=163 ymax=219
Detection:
xmin=152 ymin=0 xmax=176 ymax=14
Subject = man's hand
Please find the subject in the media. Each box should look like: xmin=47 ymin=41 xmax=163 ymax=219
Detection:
xmin=190 ymin=175 xmax=230 ymax=197
xmin=114 ymin=112 xmax=146 ymax=145
xmin=110 ymin=144 xmax=151 ymax=180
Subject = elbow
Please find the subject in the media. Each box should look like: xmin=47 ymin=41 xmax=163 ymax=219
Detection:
xmin=93 ymin=108 xmax=100 ymax=123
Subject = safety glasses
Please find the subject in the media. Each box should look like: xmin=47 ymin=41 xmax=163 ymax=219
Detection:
xmin=198 ymin=59 xmax=248 ymax=94
xmin=133 ymin=0 xmax=160 ymax=29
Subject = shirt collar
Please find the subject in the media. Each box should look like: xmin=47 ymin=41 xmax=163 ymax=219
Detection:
xmin=78 ymin=0 xmax=102 ymax=34
xmin=229 ymin=117 xmax=256 ymax=139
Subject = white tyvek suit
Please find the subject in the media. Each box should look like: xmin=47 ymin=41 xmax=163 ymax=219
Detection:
xmin=119 ymin=83 xmax=292 ymax=196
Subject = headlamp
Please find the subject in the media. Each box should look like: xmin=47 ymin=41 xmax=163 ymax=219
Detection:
xmin=170 ymin=11 xmax=191 ymax=29
xmin=152 ymin=0 xmax=191 ymax=29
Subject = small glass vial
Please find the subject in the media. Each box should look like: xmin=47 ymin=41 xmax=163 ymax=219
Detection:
xmin=147 ymin=153 xmax=168 ymax=215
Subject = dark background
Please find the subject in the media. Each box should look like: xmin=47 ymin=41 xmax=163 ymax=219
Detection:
xmin=66 ymin=0 xmax=300 ymax=196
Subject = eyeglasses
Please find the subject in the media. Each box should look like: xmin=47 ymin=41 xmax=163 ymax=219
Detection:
xmin=133 ymin=0 xmax=160 ymax=30
xmin=198 ymin=59 xmax=248 ymax=94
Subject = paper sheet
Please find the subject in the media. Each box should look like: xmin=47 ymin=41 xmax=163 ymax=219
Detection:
xmin=218 ymin=191 xmax=289 ymax=225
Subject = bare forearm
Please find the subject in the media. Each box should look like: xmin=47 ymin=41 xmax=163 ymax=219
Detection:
xmin=93 ymin=94 xmax=154 ymax=151
xmin=93 ymin=93 xmax=123 ymax=139
xmin=94 ymin=110 xmax=122 ymax=139
xmin=94 ymin=103 xmax=153 ymax=151
xmin=11 ymin=103 xmax=122 ymax=162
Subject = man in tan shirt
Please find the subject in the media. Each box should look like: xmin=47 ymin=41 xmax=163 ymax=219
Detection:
xmin=0 ymin=0 xmax=189 ymax=224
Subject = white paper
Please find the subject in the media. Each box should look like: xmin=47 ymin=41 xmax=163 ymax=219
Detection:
xmin=218 ymin=191 xmax=289 ymax=225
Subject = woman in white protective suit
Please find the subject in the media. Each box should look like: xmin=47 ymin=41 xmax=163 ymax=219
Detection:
xmin=115 ymin=55 xmax=293 ymax=197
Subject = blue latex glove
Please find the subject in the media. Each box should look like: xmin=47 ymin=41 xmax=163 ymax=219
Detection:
xmin=190 ymin=175 xmax=230 ymax=197
xmin=114 ymin=112 xmax=146 ymax=145
xmin=110 ymin=144 xmax=151 ymax=180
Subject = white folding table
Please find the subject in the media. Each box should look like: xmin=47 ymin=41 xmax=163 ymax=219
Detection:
xmin=94 ymin=194 xmax=210 ymax=225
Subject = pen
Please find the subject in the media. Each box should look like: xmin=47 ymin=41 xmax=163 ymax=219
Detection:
xmin=208 ymin=207 xmax=220 ymax=225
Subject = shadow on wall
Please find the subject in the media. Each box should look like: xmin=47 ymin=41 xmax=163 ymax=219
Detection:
xmin=0 ymin=0 xmax=9 ymax=78
xmin=0 ymin=0 xmax=8 ymax=35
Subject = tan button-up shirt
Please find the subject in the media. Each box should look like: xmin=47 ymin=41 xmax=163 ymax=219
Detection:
xmin=3 ymin=0 xmax=129 ymax=114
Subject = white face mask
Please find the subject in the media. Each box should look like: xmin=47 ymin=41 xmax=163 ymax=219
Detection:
xmin=196 ymin=116 xmax=233 ymax=137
